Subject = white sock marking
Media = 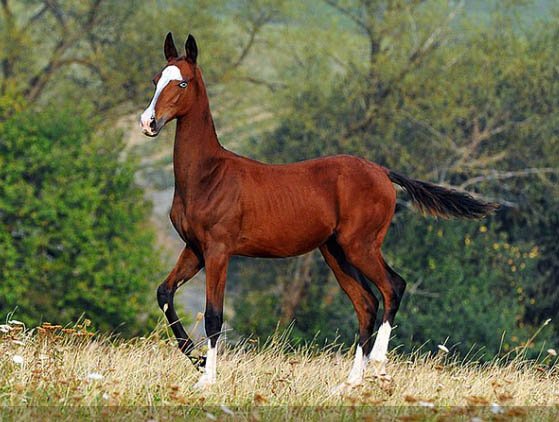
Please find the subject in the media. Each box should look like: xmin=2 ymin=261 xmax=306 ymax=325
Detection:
xmin=194 ymin=339 xmax=217 ymax=388
xmin=347 ymin=345 xmax=367 ymax=385
xmin=205 ymin=340 xmax=217 ymax=381
xmin=140 ymin=65 xmax=183 ymax=130
xmin=369 ymin=321 xmax=391 ymax=363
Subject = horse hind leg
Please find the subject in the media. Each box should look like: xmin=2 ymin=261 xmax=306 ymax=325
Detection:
xmin=369 ymin=259 xmax=406 ymax=377
xmin=157 ymin=246 xmax=203 ymax=365
xmin=320 ymin=238 xmax=379 ymax=390
xmin=340 ymin=243 xmax=407 ymax=378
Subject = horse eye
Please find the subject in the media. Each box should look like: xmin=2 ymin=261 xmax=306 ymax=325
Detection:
xmin=178 ymin=81 xmax=188 ymax=88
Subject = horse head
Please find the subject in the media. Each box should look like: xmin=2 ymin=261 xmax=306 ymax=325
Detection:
xmin=140 ymin=32 xmax=200 ymax=137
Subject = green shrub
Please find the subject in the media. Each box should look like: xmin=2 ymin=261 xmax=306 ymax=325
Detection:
xmin=0 ymin=107 xmax=162 ymax=335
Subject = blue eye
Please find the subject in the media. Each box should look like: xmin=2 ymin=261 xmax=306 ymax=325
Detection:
xmin=178 ymin=81 xmax=188 ymax=88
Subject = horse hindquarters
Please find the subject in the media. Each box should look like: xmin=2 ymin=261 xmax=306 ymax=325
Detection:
xmin=329 ymin=164 xmax=407 ymax=380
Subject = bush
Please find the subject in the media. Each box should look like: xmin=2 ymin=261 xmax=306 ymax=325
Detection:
xmin=385 ymin=214 xmax=538 ymax=358
xmin=0 ymin=107 xmax=162 ymax=335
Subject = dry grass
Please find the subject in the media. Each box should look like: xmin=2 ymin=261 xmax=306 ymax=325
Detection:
xmin=1 ymin=319 xmax=558 ymax=421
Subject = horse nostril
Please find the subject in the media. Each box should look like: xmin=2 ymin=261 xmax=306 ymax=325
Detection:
xmin=149 ymin=119 xmax=156 ymax=131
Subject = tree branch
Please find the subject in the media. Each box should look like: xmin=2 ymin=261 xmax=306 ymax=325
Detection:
xmin=1 ymin=0 xmax=12 ymax=19
xmin=232 ymin=76 xmax=286 ymax=92
xmin=1 ymin=0 xmax=15 ymax=86
xmin=23 ymin=0 xmax=104 ymax=103
xmin=401 ymin=110 xmax=458 ymax=150
xmin=459 ymin=168 xmax=559 ymax=190
xmin=21 ymin=4 xmax=49 ymax=33
xmin=335 ymin=1 xmax=465 ymax=141
xmin=384 ymin=0 xmax=465 ymax=96
xmin=450 ymin=112 xmax=510 ymax=171
xmin=42 ymin=0 xmax=67 ymax=31
xmin=227 ymin=3 xmax=279 ymax=75
xmin=322 ymin=0 xmax=372 ymax=37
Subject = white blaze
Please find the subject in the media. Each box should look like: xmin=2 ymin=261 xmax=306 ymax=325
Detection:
xmin=140 ymin=65 xmax=183 ymax=130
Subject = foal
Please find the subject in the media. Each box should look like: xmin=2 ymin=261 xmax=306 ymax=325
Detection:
xmin=140 ymin=33 xmax=497 ymax=389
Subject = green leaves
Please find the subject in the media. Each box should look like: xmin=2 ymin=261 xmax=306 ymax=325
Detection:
xmin=0 ymin=106 xmax=162 ymax=335
xmin=230 ymin=0 xmax=559 ymax=358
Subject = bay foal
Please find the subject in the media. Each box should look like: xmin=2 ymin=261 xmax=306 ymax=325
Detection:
xmin=140 ymin=33 xmax=497 ymax=389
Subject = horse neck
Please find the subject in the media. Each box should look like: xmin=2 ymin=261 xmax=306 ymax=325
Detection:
xmin=173 ymin=88 xmax=225 ymax=192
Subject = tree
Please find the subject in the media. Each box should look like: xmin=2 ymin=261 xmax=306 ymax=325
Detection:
xmin=230 ymin=0 xmax=559 ymax=357
xmin=0 ymin=0 xmax=280 ymax=116
xmin=0 ymin=0 xmax=290 ymax=334
xmin=0 ymin=104 xmax=162 ymax=335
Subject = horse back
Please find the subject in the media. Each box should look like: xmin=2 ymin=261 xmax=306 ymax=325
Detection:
xmin=229 ymin=154 xmax=394 ymax=257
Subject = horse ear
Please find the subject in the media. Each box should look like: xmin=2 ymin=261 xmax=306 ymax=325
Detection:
xmin=164 ymin=32 xmax=178 ymax=60
xmin=185 ymin=34 xmax=198 ymax=64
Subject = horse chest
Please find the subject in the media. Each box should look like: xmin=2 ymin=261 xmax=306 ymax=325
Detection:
xmin=169 ymin=197 xmax=194 ymax=243
xmin=169 ymin=195 xmax=226 ymax=245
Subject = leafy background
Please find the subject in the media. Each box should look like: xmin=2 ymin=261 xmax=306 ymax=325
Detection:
xmin=0 ymin=0 xmax=557 ymax=358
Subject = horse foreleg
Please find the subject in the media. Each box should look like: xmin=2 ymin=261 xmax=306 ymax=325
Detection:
xmin=194 ymin=247 xmax=229 ymax=388
xmin=157 ymin=246 xmax=203 ymax=365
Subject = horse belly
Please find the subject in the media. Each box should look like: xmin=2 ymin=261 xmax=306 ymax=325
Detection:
xmin=235 ymin=201 xmax=335 ymax=258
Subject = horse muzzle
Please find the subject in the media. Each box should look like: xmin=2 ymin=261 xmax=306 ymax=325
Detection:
xmin=140 ymin=116 xmax=164 ymax=137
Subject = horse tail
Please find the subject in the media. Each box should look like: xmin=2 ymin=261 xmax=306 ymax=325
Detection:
xmin=386 ymin=169 xmax=498 ymax=219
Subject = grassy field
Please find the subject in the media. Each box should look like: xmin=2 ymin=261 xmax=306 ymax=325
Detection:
xmin=1 ymin=319 xmax=558 ymax=421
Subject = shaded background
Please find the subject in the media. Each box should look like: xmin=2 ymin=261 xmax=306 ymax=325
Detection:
xmin=1 ymin=0 xmax=558 ymax=359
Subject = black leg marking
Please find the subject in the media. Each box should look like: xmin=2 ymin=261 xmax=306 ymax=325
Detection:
xmin=157 ymin=282 xmax=195 ymax=356
xmin=382 ymin=259 xmax=407 ymax=325
xmin=204 ymin=303 xmax=224 ymax=348
xmin=321 ymin=237 xmax=379 ymax=357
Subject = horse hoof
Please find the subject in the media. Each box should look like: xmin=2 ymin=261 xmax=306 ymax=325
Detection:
xmin=378 ymin=373 xmax=392 ymax=382
xmin=193 ymin=374 xmax=215 ymax=389
xmin=329 ymin=381 xmax=359 ymax=396
xmin=371 ymin=359 xmax=387 ymax=378
xmin=189 ymin=355 xmax=207 ymax=372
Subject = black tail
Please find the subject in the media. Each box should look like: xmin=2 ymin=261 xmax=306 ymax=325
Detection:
xmin=387 ymin=170 xmax=498 ymax=219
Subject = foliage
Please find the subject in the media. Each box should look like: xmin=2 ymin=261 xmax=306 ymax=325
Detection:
xmin=0 ymin=0 xmax=558 ymax=358
xmin=385 ymin=216 xmax=537 ymax=357
xmin=230 ymin=254 xmax=357 ymax=346
xmin=231 ymin=0 xmax=559 ymax=358
xmin=0 ymin=105 xmax=162 ymax=335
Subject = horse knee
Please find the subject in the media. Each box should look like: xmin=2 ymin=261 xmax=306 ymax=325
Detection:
xmin=157 ymin=282 xmax=172 ymax=311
